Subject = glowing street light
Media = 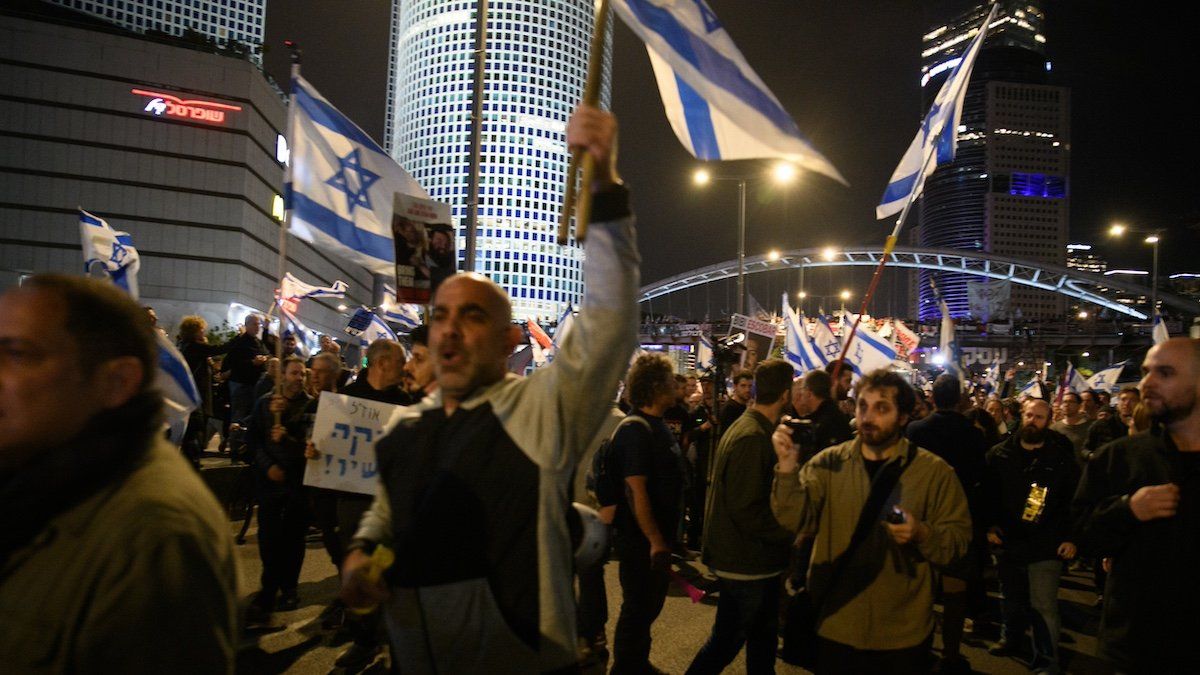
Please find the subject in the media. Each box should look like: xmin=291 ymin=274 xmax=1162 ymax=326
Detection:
xmin=1108 ymin=222 xmax=1164 ymax=312
xmin=822 ymin=246 xmax=838 ymax=261
xmin=772 ymin=161 xmax=797 ymax=184
xmin=1108 ymin=223 xmax=1127 ymax=237
xmin=767 ymin=249 xmax=781 ymax=262
xmin=1078 ymin=310 xmax=1088 ymax=319
xmin=692 ymin=168 xmax=711 ymax=186
xmin=1144 ymin=234 xmax=1160 ymax=244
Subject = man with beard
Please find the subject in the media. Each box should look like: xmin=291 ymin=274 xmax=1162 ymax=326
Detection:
xmin=719 ymin=371 xmax=753 ymax=432
xmin=771 ymin=370 xmax=971 ymax=673
xmin=983 ymin=399 xmax=1078 ymax=672
xmin=402 ymin=325 xmax=436 ymax=399
xmin=1072 ymin=338 xmax=1200 ymax=673
xmin=1084 ymin=386 xmax=1140 ymax=460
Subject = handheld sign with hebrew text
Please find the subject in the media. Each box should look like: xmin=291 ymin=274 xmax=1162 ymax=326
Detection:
xmin=304 ymin=391 xmax=407 ymax=495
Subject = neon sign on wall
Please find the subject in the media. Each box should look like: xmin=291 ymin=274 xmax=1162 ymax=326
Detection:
xmin=131 ymin=88 xmax=242 ymax=124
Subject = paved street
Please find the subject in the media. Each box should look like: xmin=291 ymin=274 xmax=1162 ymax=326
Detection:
xmin=230 ymin=513 xmax=1109 ymax=674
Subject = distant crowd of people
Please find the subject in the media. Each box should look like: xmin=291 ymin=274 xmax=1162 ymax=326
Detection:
xmin=1 ymin=105 xmax=1196 ymax=675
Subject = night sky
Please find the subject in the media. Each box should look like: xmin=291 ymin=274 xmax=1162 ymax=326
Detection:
xmin=264 ymin=1 xmax=1198 ymax=317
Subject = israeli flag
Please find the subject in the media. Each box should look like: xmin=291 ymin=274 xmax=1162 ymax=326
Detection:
xmin=79 ymin=209 xmax=140 ymax=298
xmin=1087 ymin=361 xmax=1127 ymax=394
xmin=843 ymin=320 xmax=898 ymax=380
xmin=811 ymin=314 xmax=842 ymax=368
xmin=696 ymin=335 xmax=714 ymax=372
xmin=983 ymin=359 xmax=1001 ymax=391
xmin=877 ymin=3 xmax=999 ymax=219
xmin=1152 ymin=311 xmax=1170 ymax=344
xmin=552 ymin=306 xmax=576 ymax=349
xmin=931 ymin=279 xmax=963 ymax=379
xmin=286 ymin=75 xmax=428 ymax=274
xmin=345 ymin=307 xmax=398 ymax=345
xmin=380 ymin=284 xmax=422 ymax=331
xmin=782 ymin=293 xmax=822 ymax=374
xmin=279 ymin=272 xmax=348 ymax=301
xmin=1019 ymin=378 xmax=1044 ymax=399
xmin=614 ymin=0 xmax=845 ymax=183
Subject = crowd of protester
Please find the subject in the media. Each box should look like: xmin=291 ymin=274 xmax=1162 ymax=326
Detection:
xmin=2 ymin=105 xmax=1197 ymax=675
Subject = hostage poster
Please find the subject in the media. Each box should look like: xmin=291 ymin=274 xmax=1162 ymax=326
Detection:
xmin=392 ymin=192 xmax=455 ymax=303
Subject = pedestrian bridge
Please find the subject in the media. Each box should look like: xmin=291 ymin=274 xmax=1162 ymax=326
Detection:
xmin=638 ymin=246 xmax=1200 ymax=320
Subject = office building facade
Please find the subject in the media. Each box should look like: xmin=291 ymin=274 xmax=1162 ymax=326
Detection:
xmin=917 ymin=0 xmax=1069 ymax=321
xmin=0 ymin=6 xmax=372 ymax=338
xmin=386 ymin=0 xmax=611 ymax=321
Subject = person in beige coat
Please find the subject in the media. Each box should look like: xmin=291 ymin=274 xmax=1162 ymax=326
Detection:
xmin=0 ymin=275 xmax=238 ymax=673
xmin=771 ymin=369 xmax=971 ymax=674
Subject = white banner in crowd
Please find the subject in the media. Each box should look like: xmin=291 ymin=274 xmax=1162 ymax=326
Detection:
xmin=304 ymin=392 xmax=406 ymax=495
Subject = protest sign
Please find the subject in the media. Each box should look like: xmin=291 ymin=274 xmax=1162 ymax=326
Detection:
xmin=392 ymin=192 xmax=455 ymax=303
xmin=303 ymin=391 xmax=407 ymax=495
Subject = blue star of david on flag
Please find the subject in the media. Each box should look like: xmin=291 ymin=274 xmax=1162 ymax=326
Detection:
xmin=109 ymin=238 xmax=131 ymax=266
xmin=823 ymin=341 xmax=841 ymax=358
xmin=326 ymin=148 xmax=380 ymax=214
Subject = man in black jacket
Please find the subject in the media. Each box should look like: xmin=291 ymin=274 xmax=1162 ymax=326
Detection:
xmin=985 ymin=398 xmax=1079 ymax=673
xmin=905 ymin=374 xmax=988 ymax=673
xmin=1072 ymin=338 xmax=1200 ymax=673
xmin=221 ymin=314 xmax=269 ymax=424
xmin=688 ymin=360 xmax=795 ymax=674
xmin=245 ymin=355 xmax=311 ymax=624
xmin=792 ymin=369 xmax=853 ymax=462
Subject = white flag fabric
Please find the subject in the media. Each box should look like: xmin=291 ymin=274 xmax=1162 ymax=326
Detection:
xmin=877 ymin=4 xmax=999 ymax=219
xmin=345 ymin=307 xmax=398 ymax=345
xmin=1087 ymin=362 xmax=1127 ymax=394
xmin=381 ymin=284 xmax=422 ymax=331
xmin=696 ymin=335 xmax=714 ymax=372
xmin=893 ymin=319 xmax=920 ymax=354
xmin=79 ymin=209 xmax=140 ymax=298
xmin=843 ymin=320 xmax=898 ymax=380
xmin=286 ymin=75 xmax=428 ymax=274
xmin=1020 ymin=379 xmax=1044 ymax=399
xmin=1152 ymin=311 xmax=1170 ymax=344
xmin=931 ymin=280 xmax=964 ymax=380
xmin=529 ymin=334 xmax=548 ymax=368
xmin=552 ymin=306 xmax=576 ymax=349
xmin=983 ymin=359 xmax=1001 ymax=391
xmin=280 ymin=272 xmax=348 ymax=301
xmin=810 ymin=314 xmax=842 ymax=367
xmin=782 ymin=293 xmax=824 ymax=374
xmin=277 ymin=304 xmax=313 ymax=358
xmin=615 ymin=0 xmax=845 ymax=183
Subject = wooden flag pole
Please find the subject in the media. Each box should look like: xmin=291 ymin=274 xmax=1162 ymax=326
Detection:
xmin=557 ymin=0 xmax=611 ymax=246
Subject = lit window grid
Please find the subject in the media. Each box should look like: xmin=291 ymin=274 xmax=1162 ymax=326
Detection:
xmin=48 ymin=0 xmax=265 ymax=57
xmin=389 ymin=0 xmax=609 ymax=321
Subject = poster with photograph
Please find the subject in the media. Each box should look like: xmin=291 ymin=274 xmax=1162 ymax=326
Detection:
xmin=729 ymin=313 xmax=777 ymax=372
xmin=392 ymin=192 xmax=455 ymax=303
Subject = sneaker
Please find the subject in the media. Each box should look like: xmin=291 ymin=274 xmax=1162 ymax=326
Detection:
xmin=278 ymin=589 xmax=300 ymax=611
xmin=335 ymin=642 xmax=381 ymax=671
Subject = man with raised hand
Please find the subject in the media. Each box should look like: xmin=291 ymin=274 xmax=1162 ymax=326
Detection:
xmin=1072 ymin=338 xmax=1200 ymax=672
xmin=339 ymin=103 xmax=639 ymax=674
xmin=771 ymin=369 xmax=971 ymax=673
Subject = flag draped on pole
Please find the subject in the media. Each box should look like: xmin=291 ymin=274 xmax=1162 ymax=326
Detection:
xmin=893 ymin=319 xmax=920 ymax=355
xmin=1056 ymin=362 xmax=1089 ymax=401
xmin=285 ymin=75 xmax=428 ymax=274
xmin=77 ymin=211 xmax=199 ymax=439
xmin=1152 ymin=311 xmax=1170 ymax=344
xmin=782 ymin=293 xmax=823 ymax=374
xmin=1019 ymin=378 xmax=1044 ymax=399
xmin=380 ymin=284 xmax=422 ymax=331
xmin=79 ymin=209 xmax=141 ymax=298
xmin=811 ymin=315 xmax=842 ymax=367
xmin=877 ymin=3 xmax=999 ymax=219
xmin=552 ymin=306 xmax=576 ymax=349
xmin=612 ymin=0 xmax=845 ymax=183
xmin=279 ymin=272 xmax=348 ymax=300
xmin=1087 ymin=361 xmax=1127 ymax=394
xmin=983 ymin=359 xmax=1001 ymax=392
xmin=931 ymin=279 xmax=964 ymax=380
xmin=696 ymin=335 xmax=714 ymax=373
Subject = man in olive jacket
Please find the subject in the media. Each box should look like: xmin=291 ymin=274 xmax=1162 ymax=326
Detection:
xmin=0 ymin=275 xmax=238 ymax=673
xmin=771 ymin=369 xmax=971 ymax=673
xmin=688 ymin=360 xmax=798 ymax=674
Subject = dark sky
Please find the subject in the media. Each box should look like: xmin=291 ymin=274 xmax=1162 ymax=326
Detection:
xmin=264 ymin=1 xmax=1198 ymax=315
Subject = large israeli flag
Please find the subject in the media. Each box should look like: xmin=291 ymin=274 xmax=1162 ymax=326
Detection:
xmin=79 ymin=209 xmax=140 ymax=298
xmin=1087 ymin=361 xmax=1127 ymax=394
xmin=696 ymin=335 xmax=714 ymax=372
xmin=877 ymin=3 xmax=999 ymax=219
xmin=811 ymin=314 xmax=842 ymax=368
xmin=280 ymin=272 xmax=348 ymax=301
xmin=286 ymin=75 xmax=428 ymax=274
xmin=782 ymin=293 xmax=822 ymax=374
xmin=614 ymin=0 xmax=845 ymax=183
xmin=380 ymin=284 xmax=422 ymax=331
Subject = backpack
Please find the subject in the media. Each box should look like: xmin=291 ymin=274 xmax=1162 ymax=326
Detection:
xmin=587 ymin=414 xmax=652 ymax=509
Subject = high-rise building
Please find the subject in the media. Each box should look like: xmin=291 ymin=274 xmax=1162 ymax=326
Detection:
xmin=916 ymin=1 xmax=1069 ymax=321
xmin=1066 ymin=243 xmax=1106 ymax=276
xmin=386 ymin=0 xmax=611 ymax=321
xmin=44 ymin=0 xmax=265 ymax=61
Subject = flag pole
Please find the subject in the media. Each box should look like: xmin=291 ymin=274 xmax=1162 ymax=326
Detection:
xmin=557 ymin=0 xmax=611 ymax=246
xmin=464 ymin=0 xmax=488 ymax=271
xmin=272 ymin=42 xmax=302 ymax=423
xmin=830 ymin=144 xmax=938 ymax=385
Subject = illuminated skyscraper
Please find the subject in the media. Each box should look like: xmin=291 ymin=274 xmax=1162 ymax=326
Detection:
xmin=44 ymin=0 xmax=265 ymax=60
xmin=386 ymin=0 xmax=611 ymax=321
xmin=916 ymin=1 xmax=1069 ymax=321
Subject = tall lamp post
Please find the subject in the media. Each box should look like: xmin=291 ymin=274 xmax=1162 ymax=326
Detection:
xmin=694 ymin=162 xmax=797 ymax=316
xmin=1109 ymin=223 xmax=1164 ymax=313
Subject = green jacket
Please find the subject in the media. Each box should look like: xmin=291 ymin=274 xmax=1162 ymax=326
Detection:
xmin=771 ymin=437 xmax=971 ymax=650
xmin=0 ymin=439 xmax=239 ymax=673
xmin=702 ymin=408 xmax=795 ymax=576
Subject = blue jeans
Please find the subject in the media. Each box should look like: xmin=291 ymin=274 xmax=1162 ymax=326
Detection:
xmin=686 ymin=575 xmax=781 ymax=675
xmin=998 ymin=558 xmax=1062 ymax=673
xmin=228 ymin=381 xmax=256 ymax=427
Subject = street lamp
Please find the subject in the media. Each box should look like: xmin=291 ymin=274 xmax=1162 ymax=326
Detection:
xmin=693 ymin=163 xmax=798 ymax=316
xmin=840 ymin=289 xmax=851 ymax=313
xmin=767 ymin=249 xmax=781 ymax=262
xmin=1108 ymin=222 xmax=1163 ymax=313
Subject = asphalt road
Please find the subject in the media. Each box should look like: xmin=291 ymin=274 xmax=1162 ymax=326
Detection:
xmin=230 ymin=517 xmax=1109 ymax=674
